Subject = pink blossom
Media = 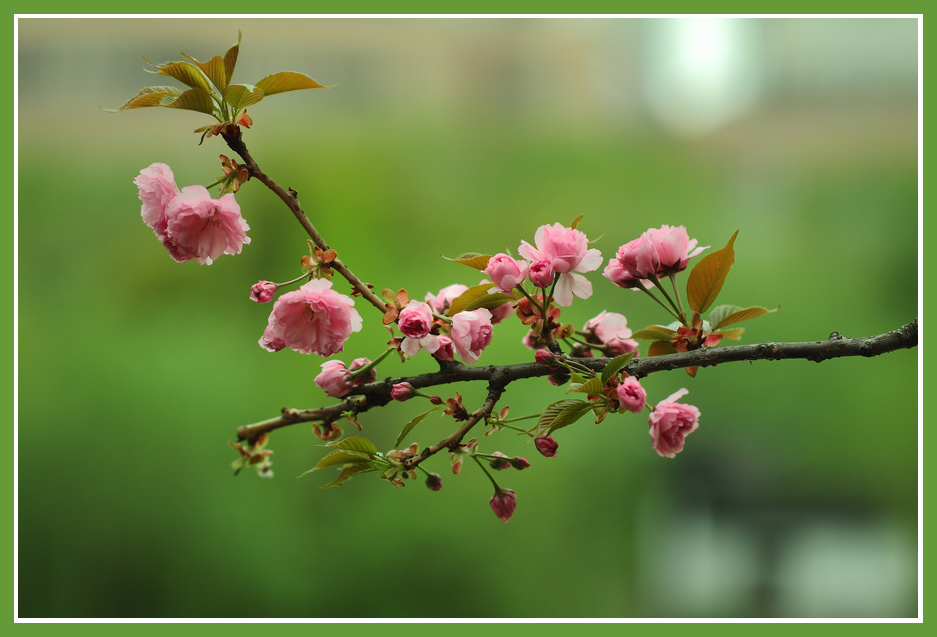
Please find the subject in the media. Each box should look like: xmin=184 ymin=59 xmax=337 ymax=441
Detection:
xmin=488 ymin=300 xmax=515 ymax=325
xmin=390 ymin=382 xmax=414 ymax=401
xmin=349 ymin=358 xmax=375 ymax=385
xmin=134 ymin=162 xmax=180 ymax=241
xmin=489 ymin=451 xmax=513 ymax=470
xmin=315 ymin=360 xmax=354 ymax=398
xmin=648 ymin=388 xmax=701 ymax=458
xmin=518 ymin=223 xmax=602 ymax=306
xmin=535 ymin=349 xmax=557 ymax=366
xmin=535 ymin=436 xmax=559 ymax=457
xmin=450 ymin=309 xmax=493 ymax=364
xmin=432 ymin=334 xmax=455 ymax=361
xmin=163 ymin=185 xmax=251 ymax=265
xmin=490 ymin=489 xmax=518 ymax=523
xmin=250 ymin=280 xmax=277 ymax=303
xmin=602 ymin=257 xmax=651 ymax=290
xmin=260 ymin=278 xmax=362 ymax=356
xmin=509 ymin=456 xmax=531 ymax=470
xmin=616 ymin=376 xmax=647 ymax=413
xmin=528 ymin=260 xmax=555 ymax=288
xmin=584 ymin=311 xmax=639 ymax=355
xmin=398 ymin=300 xmax=441 ymax=358
xmin=484 ymin=254 xmax=529 ymax=294
xmin=644 ymin=225 xmax=706 ymax=275
xmin=425 ymin=284 xmax=469 ymax=314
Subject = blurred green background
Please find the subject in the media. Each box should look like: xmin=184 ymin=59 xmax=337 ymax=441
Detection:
xmin=16 ymin=17 xmax=918 ymax=618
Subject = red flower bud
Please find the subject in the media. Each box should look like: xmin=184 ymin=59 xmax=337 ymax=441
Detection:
xmin=535 ymin=436 xmax=559 ymax=457
xmin=489 ymin=489 xmax=517 ymax=523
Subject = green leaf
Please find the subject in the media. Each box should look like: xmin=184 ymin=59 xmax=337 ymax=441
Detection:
xmin=144 ymin=59 xmax=212 ymax=92
xmin=569 ymin=377 xmax=604 ymax=395
xmin=647 ymin=341 xmax=679 ymax=357
xmin=255 ymin=71 xmax=328 ymax=96
xmin=326 ymin=436 xmax=378 ymax=455
xmin=163 ymin=88 xmax=216 ymax=115
xmin=222 ymin=83 xmax=265 ymax=112
xmin=709 ymin=305 xmax=776 ymax=329
xmin=223 ymin=31 xmax=242 ymax=87
xmin=686 ymin=230 xmax=738 ymax=313
xmin=102 ymin=85 xmax=184 ymax=112
xmin=631 ymin=327 xmax=677 ymax=341
xmin=394 ymin=406 xmax=442 ymax=449
xmin=322 ymin=463 xmax=378 ymax=488
xmin=182 ymin=53 xmax=228 ymax=91
xmin=536 ymin=399 xmax=593 ymax=436
xmin=443 ymin=253 xmax=493 ymax=271
xmin=447 ymin=283 xmax=512 ymax=316
xmin=547 ymin=402 xmax=595 ymax=434
xmin=601 ymin=352 xmax=635 ymax=385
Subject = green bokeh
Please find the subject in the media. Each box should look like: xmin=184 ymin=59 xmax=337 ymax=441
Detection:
xmin=17 ymin=18 xmax=918 ymax=618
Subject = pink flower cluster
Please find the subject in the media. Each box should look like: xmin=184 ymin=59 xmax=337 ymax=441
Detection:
xmin=135 ymin=163 xmax=251 ymax=265
xmin=648 ymin=388 xmax=701 ymax=458
xmin=259 ymin=279 xmax=363 ymax=357
xmin=604 ymin=225 xmax=705 ymax=288
xmin=480 ymin=222 xmax=602 ymax=307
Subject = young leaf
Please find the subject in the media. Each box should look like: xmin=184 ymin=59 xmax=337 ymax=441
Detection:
xmin=534 ymin=399 xmax=584 ymax=435
xmin=709 ymin=305 xmax=776 ymax=329
xmin=182 ymin=53 xmax=228 ymax=91
xmin=223 ymin=32 xmax=242 ymax=88
xmin=443 ymin=253 xmax=493 ymax=271
xmin=647 ymin=341 xmax=679 ymax=357
xmin=631 ymin=327 xmax=677 ymax=341
xmin=547 ymin=401 xmax=595 ymax=434
xmin=569 ymin=214 xmax=584 ymax=230
xmin=322 ymin=463 xmax=378 ymax=488
xmin=569 ymin=377 xmax=604 ymax=395
xmin=307 ymin=449 xmax=373 ymax=473
xmin=447 ymin=283 xmax=512 ymax=316
xmin=326 ymin=436 xmax=378 ymax=455
xmin=222 ymin=83 xmax=265 ymax=112
xmin=145 ymin=59 xmax=212 ymax=92
xmin=686 ymin=230 xmax=739 ymax=314
xmin=163 ymin=88 xmax=216 ymax=115
xmin=601 ymin=352 xmax=635 ymax=386
xmin=102 ymin=86 xmax=184 ymax=112
xmin=255 ymin=71 xmax=328 ymax=96
xmin=394 ymin=406 xmax=442 ymax=449
xmin=718 ymin=327 xmax=745 ymax=340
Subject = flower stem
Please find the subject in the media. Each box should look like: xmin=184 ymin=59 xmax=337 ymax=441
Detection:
xmin=350 ymin=347 xmax=395 ymax=379
xmin=668 ymin=273 xmax=687 ymax=324
xmin=472 ymin=455 xmax=501 ymax=490
xmin=637 ymin=283 xmax=682 ymax=323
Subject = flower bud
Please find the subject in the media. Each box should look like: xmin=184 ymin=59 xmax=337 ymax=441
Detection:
xmin=391 ymin=382 xmax=414 ymax=401
xmin=425 ymin=472 xmax=443 ymax=491
xmin=534 ymin=436 xmax=559 ymax=457
xmin=249 ymin=280 xmax=277 ymax=303
xmin=489 ymin=451 xmax=513 ymax=470
xmin=509 ymin=456 xmax=531 ymax=470
xmin=429 ymin=395 xmax=443 ymax=405
xmin=490 ymin=489 xmax=517 ymax=523
xmin=535 ymin=349 xmax=557 ymax=367
xmin=528 ymin=259 xmax=555 ymax=288
xmin=616 ymin=375 xmax=647 ymax=413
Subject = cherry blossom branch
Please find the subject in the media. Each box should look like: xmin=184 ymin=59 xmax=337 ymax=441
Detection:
xmin=236 ymin=319 xmax=917 ymax=444
xmin=220 ymin=125 xmax=387 ymax=314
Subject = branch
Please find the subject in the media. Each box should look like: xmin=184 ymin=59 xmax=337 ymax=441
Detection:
xmin=236 ymin=319 xmax=917 ymax=444
xmin=220 ymin=125 xmax=387 ymax=314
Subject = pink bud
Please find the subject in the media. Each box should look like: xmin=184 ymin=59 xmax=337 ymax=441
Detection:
xmin=425 ymin=472 xmax=443 ymax=491
xmin=490 ymin=489 xmax=517 ymax=523
xmin=391 ymin=382 xmax=414 ymax=401
xmin=535 ymin=436 xmax=559 ymax=457
xmin=250 ymin=280 xmax=277 ymax=303
xmin=429 ymin=395 xmax=443 ymax=405
xmin=314 ymin=360 xmax=354 ymax=398
xmin=349 ymin=357 xmax=376 ymax=385
xmin=489 ymin=451 xmax=513 ymax=470
xmin=484 ymin=254 xmax=529 ymax=294
xmin=616 ymin=376 xmax=647 ymax=413
xmin=509 ymin=456 xmax=531 ymax=470
xmin=535 ymin=349 xmax=557 ymax=367
xmin=528 ymin=259 xmax=555 ymax=288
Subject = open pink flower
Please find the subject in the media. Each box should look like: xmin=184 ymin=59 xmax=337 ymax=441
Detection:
xmin=425 ymin=284 xmax=468 ymax=314
xmin=616 ymin=376 xmax=647 ymax=413
xmin=315 ymin=360 xmax=354 ymax=398
xmin=163 ymin=185 xmax=251 ymax=265
xmin=450 ymin=308 xmax=493 ymax=364
xmin=398 ymin=300 xmax=440 ymax=357
xmin=644 ymin=225 xmax=706 ymax=275
xmin=583 ymin=311 xmax=639 ymax=355
xmin=484 ymin=254 xmax=529 ymax=294
xmin=518 ymin=223 xmax=602 ymax=306
xmin=648 ymin=388 xmax=701 ymax=458
xmin=135 ymin=162 xmax=180 ymax=241
xmin=259 ymin=279 xmax=362 ymax=357
xmin=432 ymin=334 xmax=455 ymax=361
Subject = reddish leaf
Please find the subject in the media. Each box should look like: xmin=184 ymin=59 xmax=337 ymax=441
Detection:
xmin=647 ymin=341 xmax=679 ymax=357
xmin=686 ymin=230 xmax=739 ymax=314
